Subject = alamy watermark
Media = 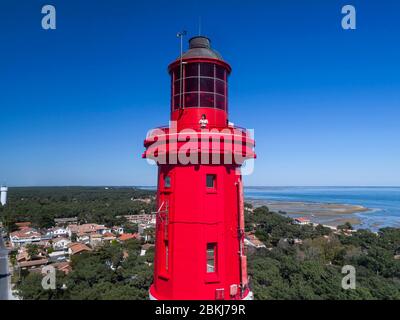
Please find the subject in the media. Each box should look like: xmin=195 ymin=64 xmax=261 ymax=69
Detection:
xmin=341 ymin=5 xmax=356 ymax=30
xmin=39 ymin=4 xmax=356 ymax=31
xmin=41 ymin=265 xmax=56 ymax=290
xmin=341 ymin=265 xmax=356 ymax=290
xmin=144 ymin=121 xmax=255 ymax=175
xmin=41 ymin=5 xmax=56 ymax=30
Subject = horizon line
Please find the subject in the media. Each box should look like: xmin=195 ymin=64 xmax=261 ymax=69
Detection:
xmin=4 ymin=185 xmax=400 ymax=188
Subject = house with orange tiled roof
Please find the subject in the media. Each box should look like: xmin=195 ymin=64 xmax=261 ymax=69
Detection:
xmin=52 ymin=262 xmax=72 ymax=274
xmin=18 ymin=258 xmax=49 ymax=270
xmin=103 ymin=232 xmax=117 ymax=242
xmin=67 ymin=223 xmax=111 ymax=238
xmin=294 ymin=217 xmax=311 ymax=225
xmin=10 ymin=227 xmax=41 ymax=247
xmin=118 ymin=233 xmax=139 ymax=242
xmin=68 ymin=242 xmax=92 ymax=255
xmin=244 ymin=232 xmax=266 ymax=249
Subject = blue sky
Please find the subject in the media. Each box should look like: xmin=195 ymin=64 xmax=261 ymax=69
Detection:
xmin=0 ymin=0 xmax=399 ymax=186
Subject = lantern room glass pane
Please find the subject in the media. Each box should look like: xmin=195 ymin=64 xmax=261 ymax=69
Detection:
xmin=185 ymin=78 xmax=198 ymax=92
xmin=200 ymin=93 xmax=214 ymax=108
xmin=185 ymin=93 xmax=198 ymax=108
xmin=215 ymin=66 xmax=225 ymax=80
xmin=174 ymin=80 xmax=182 ymax=95
xmin=200 ymin=78 xmax=214 ymax=93
xmin=225 ymin=85 xmax=228 ymax=113
xmin=171 ymin=63 xmax=228 ymax=111
xmin=215 ymin=95 xmax=225 ymax=110
xmin=215 ymin=80 xmax=225 ymax=95
xmin=173 ymin=68 xmax=181 ymax=80
xmin=173 ymin=95 xmax=181 ymax=110
xmin=186 ymin=63 xmax=199 ymax=77
xmin=200 ymin=63 xmax=214 ymax=77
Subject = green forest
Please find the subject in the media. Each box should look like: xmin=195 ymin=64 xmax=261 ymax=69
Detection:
xmin=247 ymin=206 xmax=400 ymax=299
xmin=2 ymin=187 xmax=399 ymax=300
xmin=0 ymin=187 xmax=155 ymax=230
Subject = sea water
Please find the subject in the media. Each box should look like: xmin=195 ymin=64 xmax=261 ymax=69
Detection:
xmin=244 ymin=187 xmax=400 ymax=231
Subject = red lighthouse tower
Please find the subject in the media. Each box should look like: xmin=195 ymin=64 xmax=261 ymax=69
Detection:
xmin=143 ymin=35 xmax=255 ymax=300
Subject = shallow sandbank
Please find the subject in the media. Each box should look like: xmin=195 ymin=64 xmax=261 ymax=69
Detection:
xmin=246 ymin=199 xmax=369 ymax=227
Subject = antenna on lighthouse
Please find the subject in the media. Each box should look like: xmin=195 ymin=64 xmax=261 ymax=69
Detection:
xmin=176 ymin=30 xmax=187 ymax=109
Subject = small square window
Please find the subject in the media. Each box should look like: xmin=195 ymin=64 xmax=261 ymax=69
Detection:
xmin=164 ymin=176 xmax=171 ymax=188
xmin=206 ymin=174 xmax=216 ymax=188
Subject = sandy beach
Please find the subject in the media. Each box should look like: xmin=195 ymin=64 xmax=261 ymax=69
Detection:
xmin=247 ymin=199 xmax=369 ymax=227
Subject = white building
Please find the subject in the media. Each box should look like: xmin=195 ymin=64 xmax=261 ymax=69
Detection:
xmin=76 ymin=234 xmax=90 ymax=245
xmin=294 ymin=217 xmax=311 ymax=225
xmin=10 ymin=228 xmax=41 ymax=247
xmin=0 ymin=186 xmax=8 ymax=206
xmin=48 ymin=251 xmax=68 ymax=263
xmin=138 ymin=223 xmax=153 ymax=234
xmin=89 ymin=233 xmax=103 ymax=247
xmin=52 ymin=238 xmax=71 ymax=251
xmin=112 ymin=226 xmax=124 ymax=235
xmin=49 ymin=227 xmax=69 ymax=238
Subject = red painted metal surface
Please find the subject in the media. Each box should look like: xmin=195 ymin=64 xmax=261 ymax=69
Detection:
xmin=143 ymin=37 xmax=255 ymax=300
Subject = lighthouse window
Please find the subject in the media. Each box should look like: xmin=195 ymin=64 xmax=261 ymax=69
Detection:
xmin=215 ymin=80 xmax=225 ymax=95
xmin=206 ymin=243 xmax=217 ymax=273
xmin=171 ymin=62 xmax=228 ymax=110
xmin=164 ymin=176 xmax=171 ymax=188
xmin=200 ymin=63 xmax=214 ymax=77
xmin=200 ymin=78 xmax=214 ymax=92
xmin=173 ymin=67 xmax=181 ymax=80
xmin=215 ymin=65 xmax=225 ymax=80
xmin=174 ymin=80 xmax=182 ymax=95
xmin=185 ymin=77 xmax=198 ymax=92
xmin=173 ymin=95 xmax=181 ymax=110
xmin=185 ymin=93 xmax=198 ymax=108
xmin=206 ymin=174 xmax=216 ymax=188
xmin=215 ymin=95 xmax=225 ymax=110
xmin=186 ymin=63 xmax=199 ymax=77
xmin=200 ymin=93 xmax=215 ymax=108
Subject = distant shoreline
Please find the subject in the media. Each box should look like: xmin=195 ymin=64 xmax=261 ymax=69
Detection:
xmin=246 ymin=198 xmax=370 ymax=228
